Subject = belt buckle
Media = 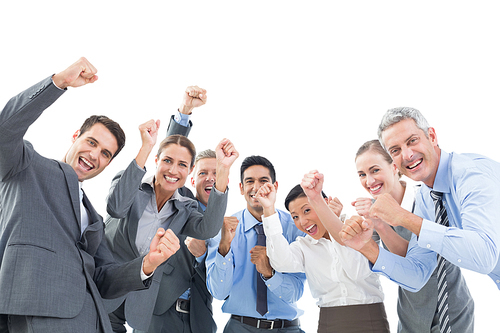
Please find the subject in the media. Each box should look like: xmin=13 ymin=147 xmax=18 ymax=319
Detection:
xmin=256 ymin=319 xmax=275 ymax=330
xmin=175 ymin=299 xmax=189 ymax=314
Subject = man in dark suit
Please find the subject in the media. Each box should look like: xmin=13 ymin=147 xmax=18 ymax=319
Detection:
xmin=0 ymin=57 xmax=180 ymax=333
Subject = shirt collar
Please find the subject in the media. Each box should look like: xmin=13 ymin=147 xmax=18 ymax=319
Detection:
xmin=243 ymin=209 xmax=263 ymax=232
xmin=430 ymin=149 xmax=450 ymax=194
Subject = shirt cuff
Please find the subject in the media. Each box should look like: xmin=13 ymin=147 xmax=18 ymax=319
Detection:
xmin=262 ymin=212 xmax=284 ymax=236
xmin=262 ymin=270 xmax=283 ymax=292
xmin=215 ymin=248 xmax=233 ymax=269
xmin=174 ymin=110 xmax=191 ymax=127
xmin=195 ymin=251 xmax=207 ymax=263
xmin=417 ymin=219 xmax=447 ymax=253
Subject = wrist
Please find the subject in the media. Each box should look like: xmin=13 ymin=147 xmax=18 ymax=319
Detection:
xmin=179 ymin=105 xmax=194 ymax=115
xmin=52 ymin=74 xmax=68 ymax=90
xmin=218 ymin=241 xmax=231 ymax=257
xmin=142 ymin=254 xmax=156 ymax=276
xmin=262 ymin=268 xmax=275 ymax=280
xmin=359 ymin=239 xmax=380 ymax=264
xmin=263 ymin=206 xmax=276 ymax=218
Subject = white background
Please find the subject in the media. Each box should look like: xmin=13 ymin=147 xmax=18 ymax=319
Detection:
xmin=1 ymin=1 xmax=499 ymax=331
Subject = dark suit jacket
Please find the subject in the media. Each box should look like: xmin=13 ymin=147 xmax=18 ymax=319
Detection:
xmin=103 ymin=116 xmax=224 ymax=332
xmin=0 ymin=77 xmax=149 ymax=333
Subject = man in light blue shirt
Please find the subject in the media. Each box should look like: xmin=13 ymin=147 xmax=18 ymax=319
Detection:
xmin=340 ymin=107 xmax=500 ymax=293
xmin=206 ymin=155 xmax=306 ymax=332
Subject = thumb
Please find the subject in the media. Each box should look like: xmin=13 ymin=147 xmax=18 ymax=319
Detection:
xmin=150 ymin=228 xmax=166 ymax=251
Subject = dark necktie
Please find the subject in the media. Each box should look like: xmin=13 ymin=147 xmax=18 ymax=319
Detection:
xmin=430 ymin=191 xmax=451 ymax=333
xmin=254 ymin=223 xmax=268 ymax=316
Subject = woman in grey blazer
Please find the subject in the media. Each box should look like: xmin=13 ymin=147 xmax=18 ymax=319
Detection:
xmin=103 ymin=119 xmax=238 ymax=333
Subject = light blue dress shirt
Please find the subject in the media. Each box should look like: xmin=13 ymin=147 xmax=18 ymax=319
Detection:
xmin=373 ymin=150 xmax=500 ymax=291
xmin=206 ymin=208 xmax=306 ymax=320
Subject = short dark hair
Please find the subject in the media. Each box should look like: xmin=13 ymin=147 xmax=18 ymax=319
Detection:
xmin=284 ymin=184 xmax=327 ymax=211
xmin=240 ymin=155 xmax=276 ymax=183
xmin=78 ymin=115 xmax=126 ymax=159
xmin=157 ymin=134 xmax=196 ymax=168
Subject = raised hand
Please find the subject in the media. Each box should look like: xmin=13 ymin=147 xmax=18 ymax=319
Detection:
xmin=214 ymin=138 xmax=239 ymax=193
xmin=339 ymin=216 xmax=374 ymax=251
xmin=180 ymin=85 xmax=208 ymax=114
xmin=352 ymin=197 xmax=373 ymax=218
xmin=218 ymin=216 xmax=239 ymax=256
xmin=254 ymin=183 xmax=277 ymax=216
xmin=139 ymin=119 xmax=161 ymax=148
xmin=142 ymin=228 xmax=180 ymax=275
xmin=300 ymin=170 xmax=324 ymax=201
xmin=52 ymin=57 xmax=98 ymax=89
xmin=185 ymin=237 xmax=207 ymax=258
xmin=135 ymin=119 xmax=160 ymax=169
xmin=327 ymin=196 xmax=343 ymax=217
xmin=216 ymin=138 xmax=239 ymax=169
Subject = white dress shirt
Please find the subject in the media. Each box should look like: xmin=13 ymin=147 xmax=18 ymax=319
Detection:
xmin=263 ymin=212 xmax=384 ymax=307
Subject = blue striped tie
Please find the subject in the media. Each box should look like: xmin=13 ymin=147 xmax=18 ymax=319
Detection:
xmin=430 ymin=191 xmax=451 ymax=333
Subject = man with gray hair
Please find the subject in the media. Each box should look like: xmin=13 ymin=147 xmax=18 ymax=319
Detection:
xmin=340 ymin=106 xmax=500 ymax=329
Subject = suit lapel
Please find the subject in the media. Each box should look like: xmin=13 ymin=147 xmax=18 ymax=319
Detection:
xmin=57 ymin=161 xmax=81 ymax=230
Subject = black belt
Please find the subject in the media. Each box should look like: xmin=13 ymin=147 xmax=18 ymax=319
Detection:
xmin=231 ymin=315 xmax=299 ymax=330
xmin=175 ymin=298 xmax=190 ymax=314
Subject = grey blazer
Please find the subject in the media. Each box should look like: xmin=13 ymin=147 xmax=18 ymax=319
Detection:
xmin=103 ymin=121 xmax=226 ymax=332
xmin=0 ymin=77 xmax=149 ymax=333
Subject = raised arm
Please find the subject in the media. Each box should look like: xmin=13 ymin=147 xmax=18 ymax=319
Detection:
xmin=0 ymin=57 xmax=96 ymax=181
xmin=352 ymin=197 xmax=409 ymax=256
xmin=106 ymin=119 xmax=159 ymax=218
xmin=301 ymin=170 xmax=345 ymax=245
xmin=166 ymin=85 xmax=207 ymax=137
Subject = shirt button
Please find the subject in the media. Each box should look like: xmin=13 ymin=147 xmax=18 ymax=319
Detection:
xmin=457 ymin=259 xmax=462 ymax=263
xmin=267 ymin=284 xmax=271 ymax=287
xmin=426 ymin=244 xmax=431 ymax=248
xmin=223 ymin=262 xmax=226 ymax=265
xmin=496 ymin=280 xmax=500 ymax=284
xmin=381 ymin=266 xmax=386 ymax=270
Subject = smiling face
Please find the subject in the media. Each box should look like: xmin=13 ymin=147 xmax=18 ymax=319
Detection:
xmin=154 ymin=143 xmax=194 ymax=196
xmin=240 ymin=165 xmax=277 ymax=219
xmin=191 ymin=157 xmax=216 ymax=207
xmin=356 ymin=149 xmax=400 ymax=199
xmin=381 ymin=118 xmax=440 ymax=187
xmin=288 ymin=196 xmax=329 ymax=240
xmin=63 ymin=123 xmax=117 ymax=182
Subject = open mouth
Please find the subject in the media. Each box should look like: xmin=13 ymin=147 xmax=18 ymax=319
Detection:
xmin=204 ymin=186 xmax=213 ymax=195
xmin=406 ymin=158 xmax=422 ymax=170
xmin=370 ymin=184 xmax=382 ymax=193
xmin=305 ymin=224 xmax=318 ymax=235
xmin=79 ymin=157 xmax=94 ymax=171
xmin=164 ymin=175 xmax=179 ymax=183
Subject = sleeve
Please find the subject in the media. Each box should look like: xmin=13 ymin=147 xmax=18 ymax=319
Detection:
xmin=417 ymin=168 xmax=500 ymax=274
xmin=261 ymin=212 xmax=306 ymax=303
xmin=263 ymin=213 xmax=306 ymax=273
xmin=205 ymin=233 xmax=235 ymax=300
xmin=261 ymin=270 xmax=306 ymax=304
xmin=166 ymin=113 xmax=192 ymax=137
xmin=106 ymin=160 xmax=146 ymax=218
xmin=372 ymin=233 xmax=437 ymax=292
xmin=180 ymin=187 xmax=228 ymax=240
xmin=0 ymin=76 xmax=65 ymax=181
